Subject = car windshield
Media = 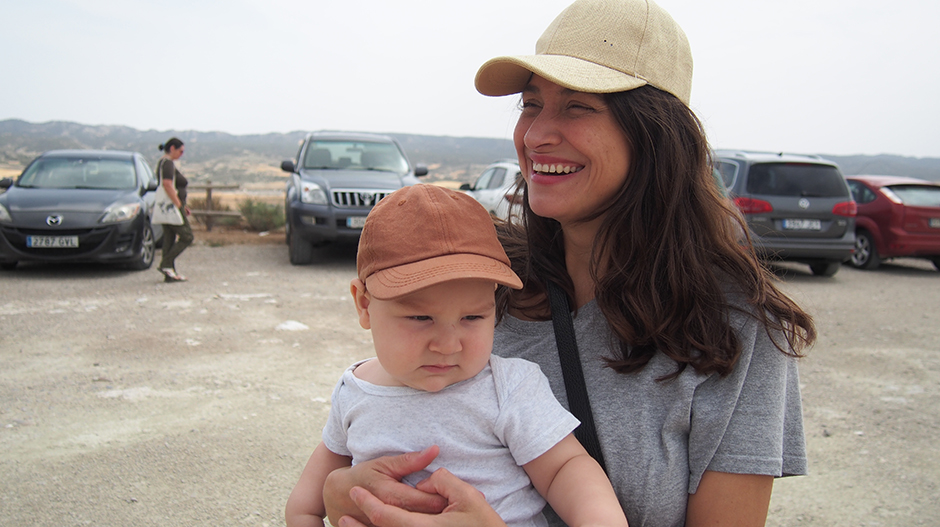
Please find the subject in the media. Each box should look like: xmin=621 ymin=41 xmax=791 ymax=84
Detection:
xmin=302 ymin=141 xmax=408 ymax=173
xmin=17 ymin=157 xmax=137 ymax=190
xmin=887 ymin=185 xmax=940 ymax=207
xmin=745 ymin=162 xmax=847 ymax=197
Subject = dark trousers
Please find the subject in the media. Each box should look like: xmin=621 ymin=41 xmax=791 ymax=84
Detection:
xmin=159 ymin=212 xmax=194 ymax=270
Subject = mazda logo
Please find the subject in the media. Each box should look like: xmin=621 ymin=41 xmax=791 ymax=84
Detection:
xmin=46 ymin=215 xmax=63 ymax=226
xmin=798 ymin=198 xmax=810 ymax=210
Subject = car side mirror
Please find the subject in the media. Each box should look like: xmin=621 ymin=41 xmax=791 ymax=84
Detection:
xmin=144 ymin=180 xmax=158 ymax=194
xmin=459 ymin=183 xmax=471 ymax=191
xmin=0 ymin=177 xmax=12 ymax=189
xmin=414 ymin=164 xmax=428 ymax=177
xmin=281 ymin=160 xmax=296 ymax=173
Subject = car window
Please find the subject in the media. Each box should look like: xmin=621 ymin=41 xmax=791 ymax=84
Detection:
xmin=488 ymin=168 xmax=507 ymax=189
xmin=304 ymin=140 xmax=409 ymax=173
xmin=474 ymin=168 xmax=495 ymax=190
xmin=17 ymin=157 xmax=137 ymax=190
xmin=136 ymin=156 xmax=157 ymax=188
xmin=847 ymin=180 xmax=877 ymax=204
xmin=715 ymin=160 xmax=738 ymax=189
xmin=745 ymin=162 xmax=847 ymax=197
xmin=886 ymin=185 xmax=940 ymax=207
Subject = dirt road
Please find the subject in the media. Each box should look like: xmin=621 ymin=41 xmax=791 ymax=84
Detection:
xmin=1 ymin=241 xmax=938 ymax=526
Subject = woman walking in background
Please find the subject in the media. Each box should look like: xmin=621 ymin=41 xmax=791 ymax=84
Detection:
xmin=155 ymin=137 xmax=193 ymax=282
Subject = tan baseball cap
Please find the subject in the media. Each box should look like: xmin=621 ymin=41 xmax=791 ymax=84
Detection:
xmin=474 ymin=0 xmax=693 ymax=105
xmin=357 ymin=184 xmax=523 ymax=300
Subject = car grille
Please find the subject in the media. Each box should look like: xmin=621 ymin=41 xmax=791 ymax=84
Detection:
xmin=331 ymin=189 xmax=392 ymax=208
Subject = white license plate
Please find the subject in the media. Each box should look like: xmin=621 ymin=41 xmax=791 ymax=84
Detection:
xmin=27 ymin=235 xmax=79 ymax=248
xmin=346 ymin=216 xmax=367 ymax=229
xmin=930 ymin=218 xmax=940 ymax=228
xmin=782 ymin=219 xmax=822 ymax=231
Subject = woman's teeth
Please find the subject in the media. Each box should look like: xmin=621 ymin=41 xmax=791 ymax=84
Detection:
xmin=532 ymin=163 xmax=582 ymax=175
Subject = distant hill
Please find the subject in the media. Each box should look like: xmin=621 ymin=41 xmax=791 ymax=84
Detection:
xmin=2 ymin=119 xmax=939 ymax=184
xmin=0 ymin=119 xmax=517 ymax=185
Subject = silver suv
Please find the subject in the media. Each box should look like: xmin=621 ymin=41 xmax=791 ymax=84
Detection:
xmin=715 ymin=150 xmax=857 ymax=277
xmin=281 ymin=132 xmax=427 ymax=264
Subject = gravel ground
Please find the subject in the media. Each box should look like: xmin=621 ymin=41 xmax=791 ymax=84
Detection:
xmin=1 ymin=239 xmax=938 ymax=527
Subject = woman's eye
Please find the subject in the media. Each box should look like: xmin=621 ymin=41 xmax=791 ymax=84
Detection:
xmin=519 ymin=100 xmax=541 ymax=111
xmin=567 ymin=102 xmax=595 ymax=112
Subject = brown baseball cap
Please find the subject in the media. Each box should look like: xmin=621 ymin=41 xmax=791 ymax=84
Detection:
xmin=357 ymin=184 xmax=523 ymax=300
xmin=474 ymin=0 xmax=693 ymax=106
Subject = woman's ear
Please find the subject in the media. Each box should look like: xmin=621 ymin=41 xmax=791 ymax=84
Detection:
xmin=350 ymin=278 xmax=371 ymax=329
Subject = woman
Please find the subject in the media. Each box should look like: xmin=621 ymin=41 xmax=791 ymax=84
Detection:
xmin=155 ymin=137 xmax=193 ymax=282
xmin=321 ymin=0 xmax=815 ymax=525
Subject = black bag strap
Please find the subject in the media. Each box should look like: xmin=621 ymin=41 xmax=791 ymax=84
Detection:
xmin=546 ymin=281 xmax=608 ymax=473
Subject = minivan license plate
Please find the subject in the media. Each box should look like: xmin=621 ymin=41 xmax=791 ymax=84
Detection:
xmin=782 ymin=219 xmax=822 ymax=231
xmin=27 ymin=235 xmax=79 ymax=248
xmin=930 ymin=218 xmax=940 ymax=228
xmin=346 ymin=217 xmax=367 ymax=229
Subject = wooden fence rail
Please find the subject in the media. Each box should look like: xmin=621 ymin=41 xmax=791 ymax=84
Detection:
xmin=188 ymin=181 xmax=241 ymax=231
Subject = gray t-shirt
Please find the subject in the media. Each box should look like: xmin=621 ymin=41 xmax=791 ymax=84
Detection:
xmin=322 ymin=355 xmax=580 ymax=527
xmin=494 ymin=299 xmax=807 ymax=527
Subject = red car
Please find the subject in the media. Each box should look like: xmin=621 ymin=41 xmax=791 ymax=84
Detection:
xmin=845 ymin=175 xmax=940 ymax=270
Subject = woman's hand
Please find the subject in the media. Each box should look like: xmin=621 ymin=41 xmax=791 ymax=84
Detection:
xmin=322 ymin=446 xmax=448 ymax=526
xmin=337 ymin=467 xmax=507 ymax=527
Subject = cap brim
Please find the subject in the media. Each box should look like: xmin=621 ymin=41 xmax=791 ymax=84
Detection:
xmin=475 ymin=54 xmax=648 ymax=96
xmin=365 ymin=253 xmax=522 ymax=300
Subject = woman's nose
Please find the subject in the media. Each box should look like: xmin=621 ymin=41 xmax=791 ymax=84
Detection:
xmin=522 ymin=111 xmax=562 ymax=151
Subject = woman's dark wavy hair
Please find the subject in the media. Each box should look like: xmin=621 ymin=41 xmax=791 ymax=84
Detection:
xmin=158 ymin=137 xmax=184 ymax=152
xmin=496 ymin=85 xmax=815 ymax=380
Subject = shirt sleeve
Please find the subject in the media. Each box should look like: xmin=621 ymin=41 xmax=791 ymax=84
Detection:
xmin=491 ymin=356 xmax=581 ymax=466
xmin=320 ymin=374 xmax=352 ymax=457
xmin=687 ymin=314 xmax=807 ymax=492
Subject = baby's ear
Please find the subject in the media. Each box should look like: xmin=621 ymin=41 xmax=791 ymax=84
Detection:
xmin=350 ymin=279 xmax=371 ymax=329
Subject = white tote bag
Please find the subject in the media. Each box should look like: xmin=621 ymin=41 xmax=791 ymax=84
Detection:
xmin=152 ymin=159 xmax=184 ymax=226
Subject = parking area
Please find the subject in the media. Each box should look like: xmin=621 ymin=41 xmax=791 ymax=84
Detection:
xmin=1 ymin=244 xmax=938 ymax=526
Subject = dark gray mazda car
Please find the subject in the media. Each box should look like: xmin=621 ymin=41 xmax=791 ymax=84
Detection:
xmin=0 ymin=150 xmax=163 ymax=271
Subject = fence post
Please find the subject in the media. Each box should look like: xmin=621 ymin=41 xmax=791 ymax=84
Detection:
xmin=205 ymin=180 xmax=214 ymax=232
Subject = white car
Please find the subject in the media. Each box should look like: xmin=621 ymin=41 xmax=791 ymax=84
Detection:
xmin=461 ymin=160 xmax=522 ymax=220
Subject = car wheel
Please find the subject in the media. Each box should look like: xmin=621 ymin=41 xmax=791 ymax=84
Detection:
xmin=288 ymin=229 xmax=313 ymax=265
xmin=931 ymin=257 xmax=940 ymax=272
xmin=127 ymin=222 xmax=156 ymax=270
xmin=0 ymin=261 xmax=17 ymax=271
xmin=285 ymin=217 xmax=291 ymax=245
xmin=849 ymin=230 xmax=880 ymax=270
xmin=809 ymin=261 xmax=841 ymax=277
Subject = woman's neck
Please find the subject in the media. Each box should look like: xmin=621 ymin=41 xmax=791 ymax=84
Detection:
xmin=562 ymin=220 xmax=604 ymax=309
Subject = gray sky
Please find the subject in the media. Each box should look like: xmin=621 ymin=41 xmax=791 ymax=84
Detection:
xmin=3 ymin=0 xmax=939 ymax=157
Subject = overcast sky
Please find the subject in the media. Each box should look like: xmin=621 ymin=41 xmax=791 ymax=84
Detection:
xmin=2 ymin=0 xmax=939 ymax=158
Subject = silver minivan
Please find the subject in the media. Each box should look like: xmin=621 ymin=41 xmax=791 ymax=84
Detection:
xmin=715 ymin=150 xmax=857 ymax=277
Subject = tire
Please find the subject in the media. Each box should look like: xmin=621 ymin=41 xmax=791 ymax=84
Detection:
xmin=126 ymin=222 xmax=156 ymax=270
xmin=809 ymin=261 xmax=841 ymax=277
xmin=288 ymin=229 xmax=313 ymax=265
xmin=931 ymin=258 xmax=940 ymax=272
xmin=849 ymin=230 xmax=881 ymax=270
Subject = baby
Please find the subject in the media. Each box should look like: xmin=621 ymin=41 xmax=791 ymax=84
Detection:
xmin=286 ymin=184 xmax=627 ymax=527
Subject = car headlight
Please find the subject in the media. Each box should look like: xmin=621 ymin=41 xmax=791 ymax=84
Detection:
xmin=101 ymin=202 xmax=142 ymax=223
xmin=300 ymin=182 xmax=328 ymax=205
xmin=0 ymin=204 xmax=11 ymax=224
